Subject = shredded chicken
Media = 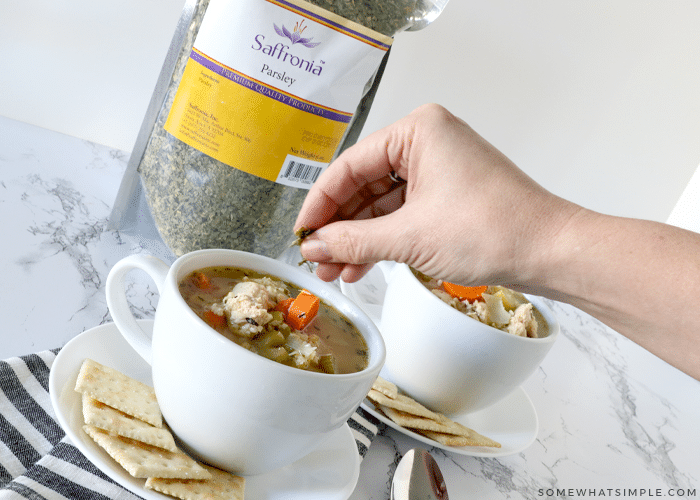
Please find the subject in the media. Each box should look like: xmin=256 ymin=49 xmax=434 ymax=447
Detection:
xmin=507 ymin=303 xmax=538 ymax=338
xmin=433 ymin=287 xmax=540 ymax=338
xmin=210 ymin=277 xmax=289 ymax=337
xmin=286 ymin=332 xmax=320 ymax=368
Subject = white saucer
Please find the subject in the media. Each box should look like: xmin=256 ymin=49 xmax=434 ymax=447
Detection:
xmin=340 ymin=265 xmax=539 ymax=457
xmin=361 ymin=386 xmax=537 ymax=457
xmin=49 ymin=321 xmax=360 ymax=500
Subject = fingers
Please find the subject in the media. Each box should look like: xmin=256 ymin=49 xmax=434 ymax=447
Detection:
xmin=291 ymin=103 xmax=568 ymax=293
xmin=313 ymin=262 xmax=374 ymax=283
xmin=294 ymin=114 xmax=414 ymax=232
xmin=344 ymin=182 xmax=406 ymax=221
xmin=339 ymin=263 xmax=375 ymax=283
xmin=300 ymin=209 xmax=416 ymax=267
xmin=313 ymin=262 xmax=345 ymax=282
xmin=301 ymin=184 xmax=406 ymax=266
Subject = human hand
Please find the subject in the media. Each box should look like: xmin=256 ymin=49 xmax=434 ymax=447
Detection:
xmin=294 ymin=104 xmax=578 ymax=288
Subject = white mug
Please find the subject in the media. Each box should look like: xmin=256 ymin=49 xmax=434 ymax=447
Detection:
xmin=377 ymin=262 xmax=559 ymax=416
xmin=106 ymin=249 xmax=385 ymax=475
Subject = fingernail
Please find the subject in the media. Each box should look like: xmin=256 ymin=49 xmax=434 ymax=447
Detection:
xmin=301 ymin=236 xmax=332 ymax=262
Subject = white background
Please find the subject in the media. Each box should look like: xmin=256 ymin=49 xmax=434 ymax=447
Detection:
xmin=1 ymin=0 xmax=699 ymax=222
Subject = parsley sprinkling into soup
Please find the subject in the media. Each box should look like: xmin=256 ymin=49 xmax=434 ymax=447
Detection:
xmin=179 ymin=266 xmax=369 ymax=374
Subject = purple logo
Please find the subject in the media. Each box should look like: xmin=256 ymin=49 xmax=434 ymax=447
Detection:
xmin=273 ymin=19 xmax=320 ymax=48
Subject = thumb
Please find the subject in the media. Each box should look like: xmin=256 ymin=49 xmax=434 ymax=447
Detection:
xmin=300 ymin=212 xmax=414 ymax=266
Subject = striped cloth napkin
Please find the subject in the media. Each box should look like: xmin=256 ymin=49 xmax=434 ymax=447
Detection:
xmin=0 ymin=349 xmax=379 ymax=499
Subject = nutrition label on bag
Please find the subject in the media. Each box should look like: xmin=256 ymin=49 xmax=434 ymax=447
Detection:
xmin=164 ymin=0 xmax=392 ymax=188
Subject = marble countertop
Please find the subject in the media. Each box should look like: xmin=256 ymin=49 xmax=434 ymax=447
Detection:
xmin=2 ymin=114 xmax=698 ymax=499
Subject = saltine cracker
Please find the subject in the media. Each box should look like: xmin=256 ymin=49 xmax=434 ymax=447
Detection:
xmin=82 ymin=394 xmax=177 ymax=452
xmin=83 ymin=425 xmax=212 ymax=480
xmin=146 ymin=464 xmax=245 ymax=500
xmin=75 ymin=358 xmax=162 ymax=427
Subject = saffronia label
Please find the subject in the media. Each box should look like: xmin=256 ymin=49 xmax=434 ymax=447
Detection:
xmin=164 ymin=0 xmax=392 ymax=188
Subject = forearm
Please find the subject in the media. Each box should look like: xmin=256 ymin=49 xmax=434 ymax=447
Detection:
xmin=293 ymin=103 xmax=700 ymax=379
xmin=527 ymin=208 xmax=700 ymax=380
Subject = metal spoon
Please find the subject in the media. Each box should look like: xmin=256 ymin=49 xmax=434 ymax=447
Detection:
xmin=390 ymin=448 xmax=449 ymax=500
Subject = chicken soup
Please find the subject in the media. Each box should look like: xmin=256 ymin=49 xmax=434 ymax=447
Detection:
xmin=412 ymin=269 xmax=549 ymax=338
xmin=179 ymin=266 xmax=369 ymax=374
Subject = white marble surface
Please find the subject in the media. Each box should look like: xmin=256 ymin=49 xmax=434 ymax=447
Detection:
xmin=1 ymin=114 xmax=699 ymax=498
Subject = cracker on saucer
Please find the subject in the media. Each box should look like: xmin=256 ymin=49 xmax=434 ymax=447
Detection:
xmin=371 ymin=376 xmax=398 ymax=399
xmin=83 ymin=425 xmax=212 ymax=480
xmin=146 ymin=464 xmax=245 ymax=500
xmin=418 ymin=428 xmax=501 ymax=448
xmin=75 ymin=358 xmax=162 ymax=427
xmin=377 ymin=405 xmax=464 ymax=435
xmin=378 ymin=405 xmax=501 ymax=448
xmin=366 ymin=377 xmax=501 ymax=448
xmin=82 ymin=394 xmax=177 ymax=452
xmin=415 ymin=430 xmax=474 ymax=447
xmin=366 ymin=389 xmax=439 ymax=420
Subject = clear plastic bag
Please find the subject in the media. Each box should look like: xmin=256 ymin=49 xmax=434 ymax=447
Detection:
xmin=109 ymin=0 xmax=449 ymax=259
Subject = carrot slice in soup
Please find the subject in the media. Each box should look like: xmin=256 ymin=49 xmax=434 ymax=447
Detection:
xmin=203 ymin=311 xmax=227 ymax=329
xmin=286 ymin=290 xmax=320 ymax=330
xmin=274 ymin=297 xmax=294 ymax=316
xmin=193 ymin=272 xmax=212 ymax=289
xmin=442 ymin=283 xmax=487 ymax=302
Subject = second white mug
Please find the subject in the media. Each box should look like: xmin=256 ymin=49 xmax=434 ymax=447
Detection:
xmin=377 ymin=262 xmax=559 ymax=416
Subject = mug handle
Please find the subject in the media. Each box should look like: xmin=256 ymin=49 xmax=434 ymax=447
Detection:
xmin=105 ymin=254 xmax=170 ymax=365
xmin=376 ymin=260 xmax=396 ymax=279
xmin=344 ymin=261 xmax=397 ymax=326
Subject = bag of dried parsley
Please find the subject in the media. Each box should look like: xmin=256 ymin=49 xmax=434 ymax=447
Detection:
xmin=109 ymin=0 xmax=449 ymax=259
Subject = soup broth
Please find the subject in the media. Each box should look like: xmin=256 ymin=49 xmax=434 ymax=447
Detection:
xmin=179 ymin=266 xmax=369 ymax=374
xmin=412 ymin=268 xmax=549 ymax=338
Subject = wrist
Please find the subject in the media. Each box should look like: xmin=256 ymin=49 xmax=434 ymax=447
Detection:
xmin=510 ymin=197 xmax=594 ymax=302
